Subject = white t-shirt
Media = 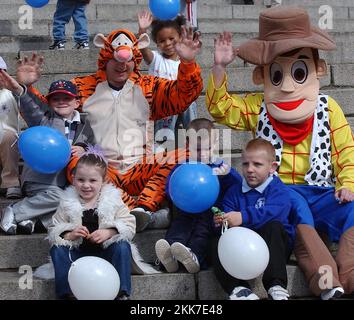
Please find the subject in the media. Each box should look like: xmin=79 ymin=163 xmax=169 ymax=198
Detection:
xmin=148 ymin=51 xmax=180 ymax=80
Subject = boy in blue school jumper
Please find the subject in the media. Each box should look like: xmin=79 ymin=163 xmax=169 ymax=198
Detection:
xmin=155 ymin=118 xmax=241 ymax=274
xmin=213 ymin=138 xmax=295 ymax=300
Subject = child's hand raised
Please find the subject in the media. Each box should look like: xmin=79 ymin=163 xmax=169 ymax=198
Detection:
xmin=138 ymin=10 xmax=153 ymax=34
xmin=16 ymin=53 xmax=44 ymax=86
xmin=175 ymin=26 xmax=202 ymax=63
xmin=64 ymin=226 xmax=89 ymax=241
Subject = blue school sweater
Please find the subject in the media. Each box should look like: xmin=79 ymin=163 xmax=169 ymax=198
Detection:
xmin=222 ymin=176 xmax=295 ymax=245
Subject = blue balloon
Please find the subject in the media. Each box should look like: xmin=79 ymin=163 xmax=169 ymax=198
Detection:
xmin=19 ymin=126 xmax=71 ymax=174
xmin=149 ymin=0 xmax=180 ymax=20
xmin=169 ymin=163 xmax=220 ymax=213
xmin=25 ymin=0 xmax=49 ymax=8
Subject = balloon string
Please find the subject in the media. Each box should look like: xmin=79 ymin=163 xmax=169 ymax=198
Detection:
xmin=221 ymin=219 xmax=228 ymax=235
xmin=69 ymin=249 xmax=74 ymax=263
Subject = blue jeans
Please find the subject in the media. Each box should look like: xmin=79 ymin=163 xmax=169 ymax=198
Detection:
xmin=52 ymin=0 xmax=89 ymax=42
xmin=50 ymin=241 xmax=132 ymax=298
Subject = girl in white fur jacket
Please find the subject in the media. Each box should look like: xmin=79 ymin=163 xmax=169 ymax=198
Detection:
xmin=49 ymin=147 xmax=157 ymax=300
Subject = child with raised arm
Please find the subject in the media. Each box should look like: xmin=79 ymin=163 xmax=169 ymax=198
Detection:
xmin=155 ymin=118 xmax=241 ymax=274
xmin=138 ymin=10 xmax=197 ymax=152
xmin=49 ymin=147 xmax=137 ymax=300
xmin=0 ymin=70 xmax=94 ymax=235
xmin=212 ymin=138 xmax=295 ymax=300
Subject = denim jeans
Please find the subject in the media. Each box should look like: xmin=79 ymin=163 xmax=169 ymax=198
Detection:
xmin=50 ymin=241 xmax=132 ymax=298
xmin=52 ymin=0 xmax=89 ymax=42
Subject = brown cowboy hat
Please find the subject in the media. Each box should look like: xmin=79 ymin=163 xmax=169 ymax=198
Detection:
xmin=237 ymin=6 xmax=336 ymax=65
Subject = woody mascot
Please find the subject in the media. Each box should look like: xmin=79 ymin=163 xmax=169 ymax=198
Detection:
xmin=207 ymin=6 xmax=354 ymax=299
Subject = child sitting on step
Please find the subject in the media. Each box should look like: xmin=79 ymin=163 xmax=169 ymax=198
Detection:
xmin=49 ymin=147 xmax=138 ymax=300
xmin=212 ymin=138 xmax=295 ymax=300
xmin=0 ymin=69 xmax=94 ymax=235
xmin=155 ymin=118 xmax=241 ymax=274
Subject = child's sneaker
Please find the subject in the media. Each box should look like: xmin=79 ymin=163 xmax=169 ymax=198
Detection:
xmin=17 ymin=220 xmax=35 ymax=235
xmin=130 ymin=207 xmax=152 ymax=232
xmin=155 ymin=239 xmax=178 ymax=273
xmin=49 ymin=40 xmax=65 ymax=50
xmin=268 ymin=285 xmax=290 ymax=300
xmin=0 ymin=206 xmax=16 ymax=235
xmin=170 ymin=242 xmax=200 ymax=273
xmin=229 ymin=286 xmax=260 ymax=300
xmin=6 ymin=187 xmax=22 ymax=199
xmin=73 ymin=41 xmax=89 ymax=49
xmin=320 ymin=287 xmax=344 ymax=300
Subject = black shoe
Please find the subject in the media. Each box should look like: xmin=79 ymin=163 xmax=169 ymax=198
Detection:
xmin=49 ymin=40 xmax=65 ymax=50
xmin=17 ymin=220 xmax=35 ymax=235
xmin=73 ymin=41 xmax=89 ymax=49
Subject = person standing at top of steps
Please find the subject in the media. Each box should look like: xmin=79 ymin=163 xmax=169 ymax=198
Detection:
xmin=206 ymin=6 xmax=354 ymax=299
xmin=49 ymin=0 xmax=90 ymax=50
xmin=17 ymin=27 xmax=203 ymax=234
xmin=0 ymin=57 xmax=23 ymax=200
xmin=0 ymin=71 xmax=95 ymax=235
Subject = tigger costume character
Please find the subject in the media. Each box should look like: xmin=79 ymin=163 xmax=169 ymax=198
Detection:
xmin=207 ymin=7 xmax=354 ymax=297
xmin=32 ymin=28 xmax=202 ymax=224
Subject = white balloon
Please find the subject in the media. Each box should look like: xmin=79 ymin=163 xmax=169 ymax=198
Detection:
xmin=68 ymin=256 xmax=120 ymax=300
xmin=218 ymin=227 xmax=270 ymax=280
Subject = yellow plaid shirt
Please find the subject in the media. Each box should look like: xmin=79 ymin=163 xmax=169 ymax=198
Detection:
xmin=206 ymin=74 xmax=354 ymax=192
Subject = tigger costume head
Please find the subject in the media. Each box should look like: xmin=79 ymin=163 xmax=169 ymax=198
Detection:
xmin=72 ymin=29 xmax=150 ymax=106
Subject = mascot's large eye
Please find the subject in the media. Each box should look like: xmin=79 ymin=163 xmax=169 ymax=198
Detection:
xmin=291 ymin=61 xmax=308 ymax=84
xmin=270 ymin=63 xmax=283 ymax=86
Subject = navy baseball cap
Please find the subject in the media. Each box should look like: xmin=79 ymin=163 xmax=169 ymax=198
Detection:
xmin=46 ymin=79 xmax=78 ymax=98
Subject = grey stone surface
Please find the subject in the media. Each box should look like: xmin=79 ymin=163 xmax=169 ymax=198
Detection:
xmin=0 ymin=234 xmax=50 ymax=269
xmin=198 ymin=266 xmax=312 ymax=300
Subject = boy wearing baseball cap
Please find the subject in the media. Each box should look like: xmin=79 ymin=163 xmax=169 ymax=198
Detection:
xmin=0 ymin=71 xmax=94 ymax=235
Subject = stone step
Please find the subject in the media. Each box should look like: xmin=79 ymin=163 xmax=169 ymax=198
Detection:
xmin=2 ymin=17 xmax=354 ymax=39
xmin=0 ymin=264 xmax=312 ymax=300
xmin=11 ymin=63 xmax=334 ymax=95
xmin=0 ymin=228 xmax=166 ymax=269
xmin=1 ymin=29 xmax=353 ymax=52
xmin=3 ymin=3 xmax=352 ymax=21
xmin=1 ymin=35 xmax=353 ymax=72
xmin=282 ymin=0 xmax=354 ymax=7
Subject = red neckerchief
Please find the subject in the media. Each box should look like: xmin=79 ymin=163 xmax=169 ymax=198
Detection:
xmin=267 ymin=113 xmax=314 ymax=145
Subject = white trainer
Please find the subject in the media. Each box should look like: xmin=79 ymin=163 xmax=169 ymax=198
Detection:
xmin=0 ymin=206 xmax=17 ymax=235
xmin=320 ymin=287 xmax=344 ymax=300
xmin=268 ymin=285 xmax=290 ymax=300
xmin=170 ymin=242 xmax=200 ymax=273
xmin=229 ymin=286 xmax=260 ymax=300
xmin=155 ymin=239 xmax=178 ymax=273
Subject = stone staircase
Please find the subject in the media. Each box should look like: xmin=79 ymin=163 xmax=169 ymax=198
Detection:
xmin=0 ymin=0 xmax=353 ymax=299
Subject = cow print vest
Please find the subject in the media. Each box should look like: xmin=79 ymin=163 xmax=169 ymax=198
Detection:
xmin=256 ymin=95 xmax=335 ymax=187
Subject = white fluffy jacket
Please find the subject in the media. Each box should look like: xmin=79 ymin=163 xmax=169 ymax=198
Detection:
xmin=45 ymin=184 xmax=159 ymax=276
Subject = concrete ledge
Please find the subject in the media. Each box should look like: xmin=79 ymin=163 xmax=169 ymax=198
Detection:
xmin=197 ymin=266 xmax=312 ymax=300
